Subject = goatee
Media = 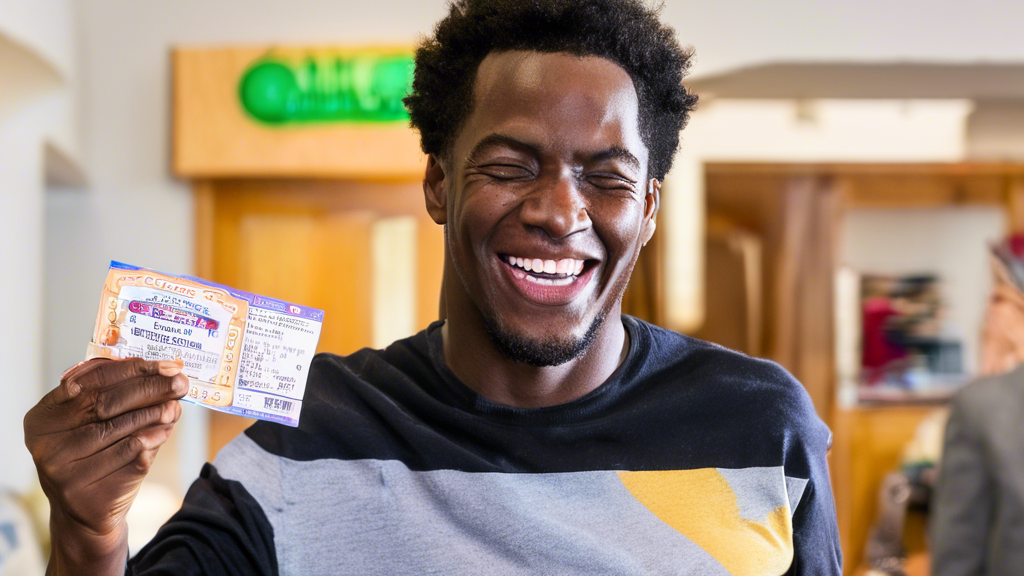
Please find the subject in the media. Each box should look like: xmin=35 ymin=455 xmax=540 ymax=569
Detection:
xmin=482 ymin=311 xmax=607 ymax=367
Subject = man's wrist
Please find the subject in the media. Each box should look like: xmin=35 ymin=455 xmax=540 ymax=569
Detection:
xmin=47 ymin=512 xmax=129 ymax=576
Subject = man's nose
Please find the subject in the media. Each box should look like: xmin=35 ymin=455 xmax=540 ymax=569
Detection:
xmin=519 ymin=173 xmax=592 ymax=240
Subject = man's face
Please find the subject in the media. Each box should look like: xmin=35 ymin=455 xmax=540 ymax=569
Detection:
xmin=429 ymin=50 xmax=657 ymax=366
xmin=981 ymin=282 xmax=1024 ymax=375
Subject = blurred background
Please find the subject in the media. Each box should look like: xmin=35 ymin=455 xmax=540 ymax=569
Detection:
xmin=3 ymin=1 xmax=1024 ymax=574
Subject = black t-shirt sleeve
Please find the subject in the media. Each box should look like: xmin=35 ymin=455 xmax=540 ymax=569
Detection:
xmin=778 ymin=375 xmax=843 ymax=575
xmin=127 ymin=463 xmax=277 ymax=576
xmin=788 ymin=472 xmax=843 ymax=575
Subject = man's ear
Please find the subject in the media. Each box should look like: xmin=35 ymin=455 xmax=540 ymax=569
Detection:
xmin=641 ymin=178 xmax=660 ymax=247
xmin=423 ymin=154 xmax=448 ymax=225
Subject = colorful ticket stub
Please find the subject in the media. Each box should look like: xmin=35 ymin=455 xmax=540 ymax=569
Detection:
xmin=87 ymin=261 xmax=324 ymax=427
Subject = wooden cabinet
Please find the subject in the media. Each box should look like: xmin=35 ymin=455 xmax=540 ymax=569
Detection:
xmin=831 ymin=404 xmax=939 ymax=574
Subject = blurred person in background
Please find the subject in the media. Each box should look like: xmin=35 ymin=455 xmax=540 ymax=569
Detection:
xmin=931 ymin=234 xmax=1024 ymax=575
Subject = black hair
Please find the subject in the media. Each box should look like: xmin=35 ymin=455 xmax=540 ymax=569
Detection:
xmin=404 ymin=0 xmax=698 ymax=181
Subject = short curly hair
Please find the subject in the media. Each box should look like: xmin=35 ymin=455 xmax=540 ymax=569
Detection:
xmin=404 ymin=0 xmax=698 ymax=181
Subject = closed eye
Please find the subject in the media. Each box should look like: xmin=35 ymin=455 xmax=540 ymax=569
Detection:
xmin=586 ymin=173 xmax=637 ymax=192
xmin=480 ymin=164 xmax=535 ymax=180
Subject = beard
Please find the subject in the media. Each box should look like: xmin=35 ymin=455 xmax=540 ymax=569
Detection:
xmin=481 ymin=310 xmax=607 ymax=367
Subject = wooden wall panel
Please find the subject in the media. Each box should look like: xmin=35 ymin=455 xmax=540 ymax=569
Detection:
xmin=313 ymin=212 xmax=377 ymax=355
xmin=692 ymin=227 xmax=762 ymax=356
xmin=795 ymin=178 xmax=840 ymax=425
xmin=621 ymin=227 xmax=665 ymax=326
xmin=238 ymin=214 xmax=319 ymax=305
xmin=415 ymin=217 xmax=446 ymax=330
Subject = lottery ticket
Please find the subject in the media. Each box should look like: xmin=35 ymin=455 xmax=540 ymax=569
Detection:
xmin=86 ymin=261 xmax=324 ymax=427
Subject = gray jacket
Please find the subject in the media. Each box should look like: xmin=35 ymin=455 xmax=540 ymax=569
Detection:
xmin=931 ymin=363 xmax=1024 ymax=575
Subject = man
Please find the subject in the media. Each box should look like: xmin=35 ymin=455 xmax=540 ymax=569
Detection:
xmin=931 ymin=236 xmax=1024 ymax=575
xmin=24 ymin=0 xmax=842 ymax=574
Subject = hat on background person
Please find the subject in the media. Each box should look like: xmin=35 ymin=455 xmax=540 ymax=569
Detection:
xmin=981 ymin=234 xmax=1024 ymax=376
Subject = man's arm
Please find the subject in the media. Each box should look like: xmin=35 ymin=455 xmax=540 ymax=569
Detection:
xmin=771 ymin=365 xmax=842 ymax=575
xmin=128 ymin=463 xmax=277 ymax=575
xmin=930 ymin=390 xmax=992 ymax=576
xmin=788 ymin=473 xmax=843 ymax=575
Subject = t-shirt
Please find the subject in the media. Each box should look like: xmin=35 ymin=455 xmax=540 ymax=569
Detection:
xmin=128 ymin=316 xmax=842 ymax=575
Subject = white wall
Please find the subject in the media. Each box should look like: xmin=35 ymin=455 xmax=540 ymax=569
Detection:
xmin=0 ymin=108 xmax=45 ymax=493
xmin=0 ymin=0 xmax=80 ymax=494
xmin=0 ymin=0 xmax=76 ymax=77
xmin=666 ymin=0 xmax=1024 ymax=78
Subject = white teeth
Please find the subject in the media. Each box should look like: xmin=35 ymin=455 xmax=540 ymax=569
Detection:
xmin=505 ymin=255 xmax=589 ymax=280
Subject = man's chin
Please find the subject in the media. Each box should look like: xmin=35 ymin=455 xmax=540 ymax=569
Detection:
xmin=482 ymin=311 xmax=606 ymax=367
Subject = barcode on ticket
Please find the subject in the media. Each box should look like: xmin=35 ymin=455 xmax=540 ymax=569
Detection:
xmin=226 ymin=386 xmax=304 ymax=422
xmin=264 ymin=397 xmax=294 ymax=413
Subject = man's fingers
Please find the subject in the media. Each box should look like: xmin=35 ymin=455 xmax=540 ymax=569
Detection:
xmin=50 ymin=358 xmax=112 ymax=405
xmin=69 ymin=401 xmax=182 ymax=458
xmin=28 ymin=359 xmax=187 ymax=445
xmin=92 ymin=373 xmax=189 ymax=421
xmin=72 ymin=358 xmax=183 ymax=394
xmin=51 ymin=357 xmax=184 ymax=407
xmin=132 ymin=422 xmax=178 ymax=457
xmin=72 ymin=435 xmax=148 ymax=488
xmin=73 ymin=423 xmax=172 ymax=489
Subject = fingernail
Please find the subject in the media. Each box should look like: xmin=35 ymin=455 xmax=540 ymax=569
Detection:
xmin=67 ymin=381 xmax=81 ymax=398
xmin=158 ymin=359 xmax=184 ymax=377
xmin=60 ymin=360 xmax=87 ymax=382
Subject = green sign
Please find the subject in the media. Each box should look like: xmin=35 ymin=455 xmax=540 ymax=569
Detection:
xmin=239 ymin=54 xmax=414 ymax=125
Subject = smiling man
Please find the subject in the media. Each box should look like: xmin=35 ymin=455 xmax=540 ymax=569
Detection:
xmin=25 ymin=0 xmax=841 ymax=574
xmin=428 ymin=49 xmax=656 ymax=407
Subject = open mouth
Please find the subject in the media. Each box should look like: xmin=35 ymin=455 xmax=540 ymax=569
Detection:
xmin=497 ymin=254 xmax=598 ymax=304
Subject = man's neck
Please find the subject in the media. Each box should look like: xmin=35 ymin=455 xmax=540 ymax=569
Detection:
xmin=441 ymin=305 xmax=629 ymax=409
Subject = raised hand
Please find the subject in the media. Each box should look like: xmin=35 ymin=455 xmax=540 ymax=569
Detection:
xmin=24 ymin=357 xmax=188 ymax=575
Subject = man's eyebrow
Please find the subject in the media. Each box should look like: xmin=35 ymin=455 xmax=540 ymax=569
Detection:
xmin=589 ymin=146 xmax=641 ymax=172
xmin=466 ymin=133 xmax=541 ymax=163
